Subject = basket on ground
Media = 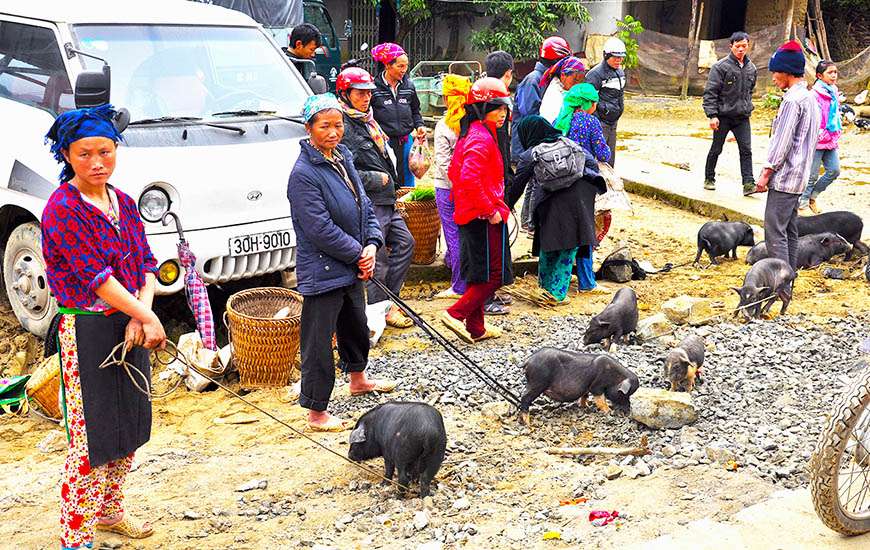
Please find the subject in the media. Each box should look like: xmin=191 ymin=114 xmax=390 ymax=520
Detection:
xmin=396 ymin=188 xmax=441 ymax=265
xmin=226 ymin=287 xmax=303 ymax=388
xmin=26 ymin=353 xmax=62 ymax=419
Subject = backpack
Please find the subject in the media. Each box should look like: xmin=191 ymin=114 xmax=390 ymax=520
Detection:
xmin=532 ymin=137 xmax=586 ymax=192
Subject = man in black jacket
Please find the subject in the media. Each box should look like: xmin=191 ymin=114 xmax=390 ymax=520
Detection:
xmin=702 ymin=31 xmax=758 ymax=193
xmin=584 ymin=37 xmax=627 ymax=167
xmin=287 ymin=23 xmax=322 ymax=80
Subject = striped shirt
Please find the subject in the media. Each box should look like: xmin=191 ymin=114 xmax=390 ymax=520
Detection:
xmin=764 ymin=81 xmax=820 ymax=194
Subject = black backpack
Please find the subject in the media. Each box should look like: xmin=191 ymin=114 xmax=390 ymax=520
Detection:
xmin=531 ymin=137 xmax=586 ymax=192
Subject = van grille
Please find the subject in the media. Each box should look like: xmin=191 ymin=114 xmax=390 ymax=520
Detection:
xmin=201 ymin=248 xmax=295 ymax=283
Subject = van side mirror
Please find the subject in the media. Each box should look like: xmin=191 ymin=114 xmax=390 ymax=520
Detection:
xmin=74 ymin=65 xmax=111 ymax=108
xmin=308 ymin=73 xmax=328 ymax=94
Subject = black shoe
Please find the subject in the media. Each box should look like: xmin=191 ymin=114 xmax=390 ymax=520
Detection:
xmin=703 ymin=179 xmax=715 ymax=190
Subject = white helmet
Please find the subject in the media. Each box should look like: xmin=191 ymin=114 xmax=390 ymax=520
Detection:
xmin=603 ymin=37 xmax=627 ymax=58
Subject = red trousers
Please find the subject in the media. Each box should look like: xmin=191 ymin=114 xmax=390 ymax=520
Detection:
xmin=447 ymin=223 xmax=503 ymax=338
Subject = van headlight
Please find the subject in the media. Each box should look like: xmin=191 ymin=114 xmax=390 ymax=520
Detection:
xmin=138 ymin=187 xmax=171 ymax=222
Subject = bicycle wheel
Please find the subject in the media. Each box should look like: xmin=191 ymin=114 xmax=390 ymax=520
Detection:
xmin=810 ymin=361 xmax=870 ymax=535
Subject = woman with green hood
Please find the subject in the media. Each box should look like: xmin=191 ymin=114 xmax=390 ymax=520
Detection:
xmin=554 ymin=83 xmax=611 ymax=163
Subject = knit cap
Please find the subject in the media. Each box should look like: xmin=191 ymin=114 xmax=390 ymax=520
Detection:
xmin=768 ymin=40 xmax=805 ymax=76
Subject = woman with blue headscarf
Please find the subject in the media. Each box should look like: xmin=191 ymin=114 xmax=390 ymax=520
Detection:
xmin=42 ymin=104 xmax=166 ymax=548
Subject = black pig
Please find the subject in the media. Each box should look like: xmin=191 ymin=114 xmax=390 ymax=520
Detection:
xmin=519 ymin=348 xmax=639 ymax=425
xmin=732 ymin=258 xmax=796 ymax=319
xmin=663 ymin=334 xmax=705 ymax=392
xmin=797 ymin=211 xmax=868 ymax=260
xmin=348 ymin=401 xmax=446 ymax=498
xmin=694 ymin=221 xmax=755 ymax=265
xmin=582 ymin=288 xmax=638 ymax=351
xmin=745 ymin=233 xmax=851 ymax=268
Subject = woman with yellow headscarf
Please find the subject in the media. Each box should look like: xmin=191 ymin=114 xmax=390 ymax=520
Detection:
xmin=433 ymin=74 xmax=471 ymax=298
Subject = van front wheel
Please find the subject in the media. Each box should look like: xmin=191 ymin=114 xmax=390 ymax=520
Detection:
xmin=3 ymin=222 xmax=56 ymax=337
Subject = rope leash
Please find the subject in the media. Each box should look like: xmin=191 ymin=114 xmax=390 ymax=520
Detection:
xmin=99 ymin=339 xmax=411 ymax=492
xmin=370 ymin=278 xmax=522 ymax=408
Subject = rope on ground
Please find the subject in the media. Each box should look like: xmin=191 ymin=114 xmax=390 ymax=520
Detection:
xmin=370 ymin=278 xmax=523 ymax=408
xmin=99 ymin=339 xmax=411 ymax=492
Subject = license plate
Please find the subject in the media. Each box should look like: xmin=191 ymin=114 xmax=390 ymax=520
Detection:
xmin=228 ymin=230 xmax=293 ymax=256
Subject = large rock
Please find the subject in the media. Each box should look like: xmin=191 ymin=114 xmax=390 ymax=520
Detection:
xmin=636 ymin=313 xmax=674 ymax=342
xmin=630 ymin=388 xmax=698 ymax=429
xmin=661 ymin=295 xmax=715 ymax=326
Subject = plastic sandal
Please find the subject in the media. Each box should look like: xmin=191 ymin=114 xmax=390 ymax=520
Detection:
xmin=439 ymin=311 xmax=474 ymax=344
xmin=483 ymin=301 xmax=510 ymax=315
xmin=96 ymin=515 xmax=153 ymax=539
xmin=385 ymin=309 xmax=413 ymax=329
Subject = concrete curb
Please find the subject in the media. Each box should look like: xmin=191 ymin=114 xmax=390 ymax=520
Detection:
xmin=622 ymin=177 xmax=764 ymax=226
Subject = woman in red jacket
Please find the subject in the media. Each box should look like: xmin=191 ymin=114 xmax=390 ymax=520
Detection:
xmin=439 ymin=77 xmax=514 ymax=343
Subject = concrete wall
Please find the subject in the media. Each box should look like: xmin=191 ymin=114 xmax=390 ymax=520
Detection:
xmin=746 ymin=0 xmax=808 ymax=34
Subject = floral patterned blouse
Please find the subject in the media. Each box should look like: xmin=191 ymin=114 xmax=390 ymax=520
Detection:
xmin=567 ymin=111 xmax=611 ymax=163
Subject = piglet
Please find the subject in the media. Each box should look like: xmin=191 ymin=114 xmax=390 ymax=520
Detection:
xmin=745 ymin=233 xmax=851 ymax=269
xmin=732 ymin=258 xmax=796 ymax=320
xmin=348 ymin=401 xmax=446 ymax=498
xmin=797 ymin=211 xmax=868 ymax=260
xmin=663 ymin=334 xmax=705 ymax=392
xmin=518 ymin=348 xmax=639 ymax=425
xmin=582 ymin=288 xmax=638 ymax=351
xmin=694 ymin=221 xmax=755 ymax=265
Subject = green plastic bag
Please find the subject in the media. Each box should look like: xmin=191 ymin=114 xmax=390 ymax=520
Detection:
xmin=0 ymin=375 xmax=30 ymax=415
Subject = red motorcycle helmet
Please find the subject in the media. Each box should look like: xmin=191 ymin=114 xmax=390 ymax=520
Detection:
xmin=540 ymin=36 xmax=571 ymax=60
xmin=336 ymin=67 xmax=376 ymax=92
xmin=466 ymin=77 xmax=511 ymax=106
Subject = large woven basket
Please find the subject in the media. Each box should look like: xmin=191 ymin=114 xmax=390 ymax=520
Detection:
xmin=226 ymin=287 xmax=303 ymax=388
xmin=396 ymin=188 xmax=441 ymax=265
xmin=26 ymin=353 xmax=62 ymax=419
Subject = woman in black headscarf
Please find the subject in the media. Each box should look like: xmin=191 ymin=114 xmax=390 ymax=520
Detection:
xmin=506 ymin=116 xmax=605 ymax=303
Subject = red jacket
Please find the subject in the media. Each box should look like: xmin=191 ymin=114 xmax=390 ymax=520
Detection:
xmin=448 ymin=120 xmax=510 ymax=226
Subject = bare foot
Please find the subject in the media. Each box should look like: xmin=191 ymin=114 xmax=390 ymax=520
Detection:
xmin=349 ymin=372 xmax=377 ymax=394
xmin=308 ymin=410 xmax=348 ymax=431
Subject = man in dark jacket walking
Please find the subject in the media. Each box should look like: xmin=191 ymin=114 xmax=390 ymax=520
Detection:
xmin=584 ymin=37 xmax=626 ymax=166
xmin=702 ymin=31 xmax=758 ymax=193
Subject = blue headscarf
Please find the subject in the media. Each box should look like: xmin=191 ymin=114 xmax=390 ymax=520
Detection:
xmin=45 ymin=104 xmax=123 ymax=183
xmin=302 ymin=93 xmax=342 ymax=123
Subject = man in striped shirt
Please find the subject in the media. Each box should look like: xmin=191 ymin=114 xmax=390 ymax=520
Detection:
xmin=750 ymin=40 xmax=819 ymax=271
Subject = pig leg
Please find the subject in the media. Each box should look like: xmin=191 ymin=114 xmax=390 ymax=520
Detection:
xmin=693 ymin=246 xmax=704 ymax=267
xmin=592 ymin=394 xmax=611 ymax=413
xmin=519 ymin=380 xmax=550 ymax=425
xmin=579 ymin=395 xmax=589 ymax=409
xmin=760 ymin=295 xmax=778 ymax=316
xmin=419 ymin=456 xmax=442 ymax=498
xmin=777 ymin=286 xmax=792 ymax=315
xmin=397 ymin=466 xmax=412 ymax=498
xmin=669 ymin=379 xmax=678 ymax=392
xmin=383 ymin=460 xmax=395 ymax=482
xmin=686 ymin=364 xmax=698 ymax=392
xmin=853 ymin=240 xmax=869 ymax=258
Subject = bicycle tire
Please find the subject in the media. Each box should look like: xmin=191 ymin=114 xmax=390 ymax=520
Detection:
xmin=809 ymin=361 xmax=870 ymax=535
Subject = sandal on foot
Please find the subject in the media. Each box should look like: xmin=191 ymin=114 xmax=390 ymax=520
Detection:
xmin=307 ymin=417 xmax=351 ymax=432
xmin=473 ymin=323 xmax=502 ymax=342
xmin=350 ymin=379 xmax=397 ymax=396
xmin=439 ymin=311 xmax=474 ymax=344
xmin=96 ymin=515 xmax=154 ymax=539
xmin=494 ymin=292 xmax=513 ymax=305
xmin=435 ymin=287 xmax=461 ymax=299
xmin=385 ymin=309 xmax=414 ymax=329
xmin=483 ymin=301 xmax=510 ymax=315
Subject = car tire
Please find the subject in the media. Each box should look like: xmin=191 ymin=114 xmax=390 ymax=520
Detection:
xmin=3 ymin=222 xmax=56 ymax=337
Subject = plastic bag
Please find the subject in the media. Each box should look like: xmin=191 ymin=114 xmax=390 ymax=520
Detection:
xmin=366 ymin=300 xmax=393 ymax=347
xmin=408 ymin=136 xmax=431 ymax=179
xmin=595 ymin=161 xmax=633 ymax=214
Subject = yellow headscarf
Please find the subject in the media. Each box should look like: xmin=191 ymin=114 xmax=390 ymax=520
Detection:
xmin=441 ymin=74 xmax=471 ymax=135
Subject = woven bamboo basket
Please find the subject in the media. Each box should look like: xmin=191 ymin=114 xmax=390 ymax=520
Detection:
xmin=396 ymin=188 xmax=441 ymax=265
xmin=26 ymin=353 xmax=62 ymax=419
xmin=226 ymin=287 xmax=303 ymax=388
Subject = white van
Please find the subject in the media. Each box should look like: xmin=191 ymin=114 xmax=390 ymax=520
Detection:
xmin=0 ymin=0 xmax=316 ymax=336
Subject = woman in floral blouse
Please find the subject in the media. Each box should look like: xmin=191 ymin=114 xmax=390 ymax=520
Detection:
xmin=554 ymin=83 xmax=611 ymax=163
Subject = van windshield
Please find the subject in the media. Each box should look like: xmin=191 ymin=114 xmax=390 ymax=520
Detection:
xmin=71 ymin=25 xmax=307 ymax=121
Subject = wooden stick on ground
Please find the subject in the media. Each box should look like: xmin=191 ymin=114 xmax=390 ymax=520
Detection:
xmin=547 ymin=436 xmax=650 ymax=457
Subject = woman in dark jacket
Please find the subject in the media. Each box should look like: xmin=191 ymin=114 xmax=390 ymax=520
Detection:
xmin=337 ymin=67 xmax=414 ymax=329
xmin=287 ymin=94 xmax=396 ymax=431
xmin=369 ymin=42 xmax=427 ymax=187
xmin=507 ymin=116 xmax=606 ymax=302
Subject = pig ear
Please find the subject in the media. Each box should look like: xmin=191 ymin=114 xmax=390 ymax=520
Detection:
xmin=349 ymin=424 xmax=366 ymax=444
xmin=617 ymin=378 xmax=632 ymax=395
xmin=730 ymin=287 xmax=742 ymax=295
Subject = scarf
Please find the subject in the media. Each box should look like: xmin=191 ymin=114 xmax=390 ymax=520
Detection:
xmin=539 ymin=56 xmax=585 ymax=90
xmin=339 ymin=101 xmax=389 ymax=155
xmin=442 ymin=74 xmax=471 ymax=135
xmin=554 ymin=83 xmax=600 ymax=135
xmin=815 ymin=80 xmax=842 ymax=134
xmin=45 ymin=104 xmax=123 ymax=183
xmin=371 ymin=42 xmax=407 ymax=64
xmin=515 ymin=115 xmax=562 ymax=150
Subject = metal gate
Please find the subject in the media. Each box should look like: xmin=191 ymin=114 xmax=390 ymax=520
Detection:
xmin=349 ymin=0 xmax=436 ymax=68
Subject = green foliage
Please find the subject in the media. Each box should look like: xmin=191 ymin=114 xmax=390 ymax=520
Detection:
xmin=406 ymin=187 xmax=436 ymax=202
xmin=469 ymin=1 xmax=590 ymax=60
xmin=762 ymin=91 xmax=783 ymax=110
xmin=615 ymin=14 xmax=644 ymax=70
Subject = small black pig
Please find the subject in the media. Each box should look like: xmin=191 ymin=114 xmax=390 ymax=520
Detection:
xmin=518 ymin=348 xmax=639 ymax=425
xmin=348 ymin=401 xmax=446 ymax=498
xmin=663 ymin=334 xmax=705 ymax=392
xmin=797 ymin=211 xmax=868 ymax=260
xmin=694 ymin=221 xmax=755 ymax=265
xmin=745 ymin=233 xmax=851 ymax=269
xmin=732 ymin=258 xmax=796 ymax=319
xmin=582 ymin=288 xmax=638 ymax=351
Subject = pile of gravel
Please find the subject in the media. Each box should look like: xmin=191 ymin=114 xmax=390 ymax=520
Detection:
xmin=333 ymin=312 xmax=869 ymax=489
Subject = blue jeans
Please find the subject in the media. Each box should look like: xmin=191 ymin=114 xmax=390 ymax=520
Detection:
xmin=801 ymin=148 xmax=840 ymax=203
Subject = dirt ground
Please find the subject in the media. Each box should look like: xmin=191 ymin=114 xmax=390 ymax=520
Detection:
xmin=1 ymin=98 xmax=869 ymax=549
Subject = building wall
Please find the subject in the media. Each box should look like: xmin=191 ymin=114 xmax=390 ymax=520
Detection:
xmin=746 ymin=0 xmax=808 ymax=34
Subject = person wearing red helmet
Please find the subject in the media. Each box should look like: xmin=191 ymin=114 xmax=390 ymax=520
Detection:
xmin=439 ymin=77 xmax=515 ymax=343
xmin=512 ymin=36 xmax=571 ymax=162
xmin=336 ymin=67 xmax=415 ymax=330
